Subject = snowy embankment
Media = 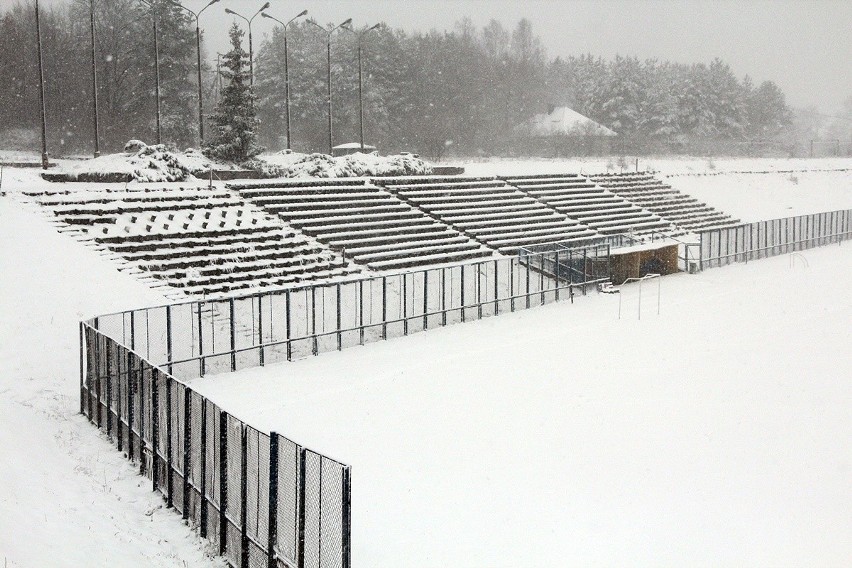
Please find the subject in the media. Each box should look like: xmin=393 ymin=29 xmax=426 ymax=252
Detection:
xmin=190 ymin=243 xmax=852 ymax=568
xmin=0 ymin=199 xmax=223 ymax=567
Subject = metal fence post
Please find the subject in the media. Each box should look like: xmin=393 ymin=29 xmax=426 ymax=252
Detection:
xmin=286 ymin=290 xmax=292 ymax=361
xmin=341 ymin=466 xmax=352 ymax=568
xmin=423 ymin=271 xmax=429 ymax=330
xmin=116 ymin=346 xmax=122 ymax=452
xmin=258 ymin=296 xmax=265 ymax=367
xmin=477 ymin=263 xmax=483 ymax=319
xmin=240 ymin=425 xmax=249 ymax=568
xmin=525 ymin=255 xmax=531 ymax=309
xmin=554 ymin=251 xmax=560 ymax=301
xmin=267 ymin=433 xmax=279 ymax=568
xmin=183 ymin=388 xmax=191 ymax=521
xmin=166 ymin=376 xmax=173 ymax=508
xmin=230 ymin=298 xmax=237 ymax=371
xmin=105 ymin=339 xmax=112 ymax=436
xmin=140 ymin=363 xmax=147 ymax=477
xmin=461 ymin=267 xmax=466 ymax=322
xmin=151 ymin=369 xmax=160 ymax=491
xmin=311 ymin=287 xmax=318 ymax=356
xmin=336 ymin=283 xmax=343 ymax=351
xmin=510 ymin=260 xmax=515 ymax=312
xmin=198 ymin=302 xmax=205 ymax=376
xmin=403 ymin=274 xmax=409 ymax=335
xmin=200 ymin=400 xmax=208 ymax=538
xmin=127 ymin=350 xmax=134 ymax=462
xmin=297 ymin=447 xmax=307 ymax=568
xmin=381 ymin=276 xmax=387 ymax=340
xmin=441 ymin=268 xmax=447 ymax=326
xmin=359 ymin=280 xmax=365 ymax=345
xmin=79 ymin=322 xmax=85 ymax=415
xmin=219 ymin=412 xmax=228 ymax=556
xmin=493 ymin=260 xmax=499 ymax=315
xmin=166 ymin=305 xmax=173 ymax=375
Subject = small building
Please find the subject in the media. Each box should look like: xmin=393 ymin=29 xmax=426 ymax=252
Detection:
xmin=514 ymin=106 xmax=618 ymax=156
xmin=332 ymin=142 xmax=377 ymax=157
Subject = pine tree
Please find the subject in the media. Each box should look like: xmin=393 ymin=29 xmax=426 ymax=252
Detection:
xmin=204 ymin=23 xmax=262 ymax=162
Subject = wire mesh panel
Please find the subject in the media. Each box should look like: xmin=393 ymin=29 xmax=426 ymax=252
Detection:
xmin=245 ymin=427 xmax=270 ymax=568
xmin=302 ymin=450 xmax=323 ymax=568
xmin=205 ymin=401 xmax=222 ymax=550
xmin=360 ymin=278 xmax=384 ymax=345
xmin=169 ymin=303 xmax=197 ymax=372
xmin=225 ymin=414 xmax=243 ymax=567
xmin=140 ymin=362 xmax=154 ymax=478
xmin=128 ymin=350 xmax=142 ymax=460
xmin=234 ymin=297 xmax=262 ymax=371
xmin=423 ymin=268 xmax=443 ymax=330
xmin=171 ymin=382 xmax=186 ymax=515
xmin=155 ymin=372 xmax=169 ymax=500
xmin=383 ymin=275 xmax=404 ymax=339
xmin=316 ymin=285 xmax=339 ymax=355
xmin=318 ymin=457 xmax=345 ymax=568
xmin=204 ymin=300 xmax=235 ymax=375
xmin=276 ymin=437 xmax=300 ymax=566
xmin=116 ymin=344 xmax=129 ymax=453
xmin=263 ymin=292 xmax=289 ymax=365
xmin=187 ymin=390 xmax=204 ymax=528
xmin=288 ymin=289 xmax=314 ymax=360
xmin=339 ymin=281 xmax=361 ymax=350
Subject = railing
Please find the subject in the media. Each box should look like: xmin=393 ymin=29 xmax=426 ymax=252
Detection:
xmin=80 ymin=323 xmax=351 ymax=568
xmin=90 ymin=245 xmax=612 ymax=381
xmin=80 ymin=244 xmax=611 ymax=568
xmin=697 ymin=209 xmax=852 ymax=270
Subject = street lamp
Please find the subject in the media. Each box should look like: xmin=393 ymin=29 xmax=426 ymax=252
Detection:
xmin=342 ymin=23 xmax=381 ymax=151
xmin=138 ymin=0 xmax=162 ymax=145
xmin=35 ymin=0 xmax=49 ymax=168
xmin=89 ymin=0 xmax=100 ymax=157
xmin=165 ymin=0 xmax=219 ymax=147
xmin=307 ymin=18 xmax=352 ymax=155
xmin=224 ymin=2 xmax=269 ymax=86
xmin=261 ymin=9 xmax=307 ymax=151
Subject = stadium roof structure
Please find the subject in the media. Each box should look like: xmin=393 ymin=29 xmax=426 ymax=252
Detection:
xmin=526 ymin=106 xmax=617 ymax=137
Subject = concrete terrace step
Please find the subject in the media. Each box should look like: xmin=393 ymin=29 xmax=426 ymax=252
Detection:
xmin=367 ymin=249 xmax=493 ymax=271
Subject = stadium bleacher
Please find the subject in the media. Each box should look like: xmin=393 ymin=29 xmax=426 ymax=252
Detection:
xmin=230 ymin=178 xmax=494 ymax=270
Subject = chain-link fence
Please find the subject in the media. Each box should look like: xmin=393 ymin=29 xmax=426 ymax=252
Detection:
xmin=80 ymin=323 xmax=351 ymax=568
xmin=698 ymin=209 xmax=852 ymax=270
xmin=80 ymin=246 xmax=611 ymax=567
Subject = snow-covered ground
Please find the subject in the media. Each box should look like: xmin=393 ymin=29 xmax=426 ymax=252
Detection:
xmin=0 ymin=199 xmax=223 ymax=567
xmin=0 ymin=156 xmax=850 ymax=567
xmin=190 ymin=243 xmax=852 ymax=567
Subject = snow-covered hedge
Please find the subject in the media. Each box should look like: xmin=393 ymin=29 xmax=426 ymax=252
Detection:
xmin=56 ymin=144 xmax=213 ymax=183
xmin=249 ymin=151 xmax=433 ymax=178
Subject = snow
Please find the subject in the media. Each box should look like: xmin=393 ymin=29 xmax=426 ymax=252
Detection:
xmin=0 ymin=198 xmax=223 ymax=568
xmin=256 ymin=151 xmax=432 ymax=178
xmin=188 ymin=244 xmax=852 ymax=568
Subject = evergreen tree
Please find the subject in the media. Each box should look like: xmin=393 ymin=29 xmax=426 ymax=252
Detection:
xmin=205 ymin=24 xmax=262 ymax=162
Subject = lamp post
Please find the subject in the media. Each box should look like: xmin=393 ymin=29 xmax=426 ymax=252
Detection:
xmin=35 ymin=0 xmax=49 ymax=168
xmin=308 ymin=18 xmax=351 ymax=155
xmin=165 ymin=0 xmax=219 ymax=147
xmin=342 ymin=23 xmax=380 ymax=151
xmin=225 ymin=2 xmax=269 ymax=86
xmin=138 ymin=0 xmax=161 ymax=145
xmin=89 ymin=0 xmax=100 ymax=157
xmin=261 ymin=9 xmax=307 ymax=151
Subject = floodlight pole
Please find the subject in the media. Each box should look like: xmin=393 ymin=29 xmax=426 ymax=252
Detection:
xmin=261 ymin=10 xmax=308 ymax=151
xmin=35 ymin=0 xmax=49 ymax=168
xmin=343 ymin=24 xmax=380 ymax=151
xmin=166 ymin=0 xmax=220 ymax=147
xmin=308 ymin=18 xmax=351 ymax=155
xmin=89 ymin=0 xmax=100 ymax=157
xmin=138 ymin=0 xmax=162 ymax=144
xmin=225 ymin=2 xmax=269 ymax=86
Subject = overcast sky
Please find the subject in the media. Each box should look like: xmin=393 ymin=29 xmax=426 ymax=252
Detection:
xmin=19 ymin=0 xmax=852 ymax=112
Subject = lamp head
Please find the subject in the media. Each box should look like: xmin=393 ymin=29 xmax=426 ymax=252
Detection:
xmin=224 ymin=8 xmax=235 ymax=15
xmin=297 ymin=10 xmax=308 ymax=17
xmin=369 ymin=23 xmax=381 ymax=31
xmin=341 ymin=18 xmax=353 ymax=27
xmin=260 ymin=2 xmax=270 ymax=10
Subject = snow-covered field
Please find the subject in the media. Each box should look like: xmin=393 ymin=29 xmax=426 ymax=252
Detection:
xmin=0 ymin=156 xmax=850 ymax=567
xmin=191 ymin=243 xmax=852 ymax=567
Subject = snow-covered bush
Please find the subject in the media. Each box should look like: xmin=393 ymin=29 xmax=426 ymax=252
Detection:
xmin=252 ymin=151 xmax=433 ymax=178
xmin=123 ymin=139 xmax=147 ymax=152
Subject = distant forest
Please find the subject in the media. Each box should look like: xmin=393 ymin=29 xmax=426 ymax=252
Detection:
xmin=1 ymin=1 xmax=844 ymax=158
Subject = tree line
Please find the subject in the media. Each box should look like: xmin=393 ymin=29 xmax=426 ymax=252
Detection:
xmin=0 ymin=1 xmax=798 ymax=158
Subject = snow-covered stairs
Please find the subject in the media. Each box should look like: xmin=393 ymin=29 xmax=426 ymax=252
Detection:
xmin=375 ymin=176 xmax=598 ymax=253
xmin=230 ymin=178 xmax=494 ymax=270
xmin=25 ymin=186 xmax=358 ymax=296
xmin=589 ymin=172 xmax=741 ymax=233
xmin=502 ymin=173 xmax=678 ymax=237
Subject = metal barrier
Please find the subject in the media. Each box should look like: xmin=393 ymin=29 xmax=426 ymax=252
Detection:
xmin=697 ymin=209 xmax=852 ymax=270
xmin=80 ymin=322 xmax=351 ymax=568
xmin=79 ymin=245 xmax=610 ymax=567
xmin=90 ymin=245 xmax=611 ymax=380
